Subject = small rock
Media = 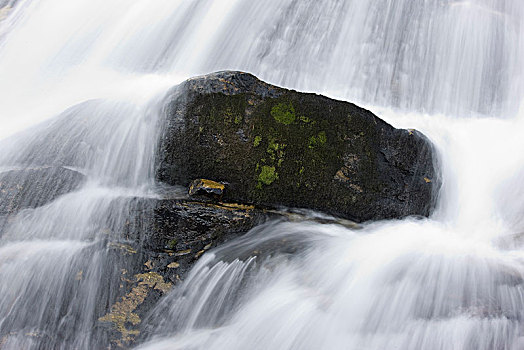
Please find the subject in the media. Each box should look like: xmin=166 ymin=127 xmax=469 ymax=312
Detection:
xmin=188 ymin=179 xmax=225 ymax=200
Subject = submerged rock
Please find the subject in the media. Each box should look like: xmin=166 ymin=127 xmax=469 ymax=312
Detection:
xmin=98 ymin=197 xmax=278 ymax=347
xmin=102 ymin=192 xmax=360 ymax=347
xmin=0 ymin=166 xmax=85 ymax=215
xmin=156 ymin=71 xmax=440 ymax=222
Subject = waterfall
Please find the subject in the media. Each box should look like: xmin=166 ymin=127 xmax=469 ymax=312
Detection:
xmin=0 ymin=0 xmax=523 ymax=349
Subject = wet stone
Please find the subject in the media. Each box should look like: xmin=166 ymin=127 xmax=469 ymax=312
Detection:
xmin=188 ymin=179 xmax=225 ymax=201
xmin=0 ymin=166 xmax=85 ymax=216
xmin=156 ymin=71 xmax=440 ymax=223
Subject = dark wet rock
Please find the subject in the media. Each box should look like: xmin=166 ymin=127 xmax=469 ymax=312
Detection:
xmin=123 ymin=198 xmax=274 ymax=276
xmin=97 ymin=192 xmax=364 ymax=347
xmin=0 ymin=166 xmax=85 ymax=216
xmin=188 ymin=178 xmax=225 ymax=200
xmin=98 ymin=197 xmax=280 ymax=347
xmin=156 ymin=71 xmax=440 ymax=222
xmin=20 ymin=190 xmax=356 ymax=348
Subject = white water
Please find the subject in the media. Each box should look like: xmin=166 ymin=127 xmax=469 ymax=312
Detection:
xmin=1 ymin=0 xmax=524 ymax=349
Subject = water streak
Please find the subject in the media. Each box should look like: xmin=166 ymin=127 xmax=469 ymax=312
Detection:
xmin=0 ymin=0 xmax=523 ymax=349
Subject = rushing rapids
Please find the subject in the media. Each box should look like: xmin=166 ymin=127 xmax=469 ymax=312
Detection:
xmin=1 ymin=0 xmax=524 ymax=349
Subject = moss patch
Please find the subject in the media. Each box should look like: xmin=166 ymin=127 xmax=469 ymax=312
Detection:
xmin=253 ymin=136 xmax=262 ymax=147
xmin=309 ymin=131 xmax=327 ymax=148
xmin=244 ymin=93 xmax=355 ymax=206
xmin=299 ymin=116 xmax=312 ymax=123
xmin=271 ymin=102 xmax=296 ymax=125
xmin=258 ymin=166 xmax=278 ymax=186
xmin=267 ymin=138 xmax=286 ymax=161
xmin=167 ymin=239 xmax=177 ymax=250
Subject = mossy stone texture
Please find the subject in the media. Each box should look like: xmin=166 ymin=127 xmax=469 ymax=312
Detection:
xmin=156 ymin=71 xmax=439 ymax=222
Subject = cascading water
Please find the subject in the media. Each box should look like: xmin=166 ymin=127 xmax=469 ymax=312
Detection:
xmin=0 ymin=0 xmax=523 ymax=349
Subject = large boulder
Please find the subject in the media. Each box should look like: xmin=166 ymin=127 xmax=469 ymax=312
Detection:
xmin=156 ymin=71 xmax=439 ymax=222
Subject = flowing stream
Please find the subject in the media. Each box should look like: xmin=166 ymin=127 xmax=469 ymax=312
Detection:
xmin=1 ymin=0 xmax=524 ymax=349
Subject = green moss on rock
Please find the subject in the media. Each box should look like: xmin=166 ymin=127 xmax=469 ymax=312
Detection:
xmin=167 ymin=239 xmax=177 ymax=250
xmin=157 ymin=71 xmax=439 ymax=222
xmin=299 ymin=116 xmax=312 ymax=123
xmin=271 ymin=102 xmax=296 ymax=125
xmin=309 ymin=131 xmax=327 ymax=148
xmin=258 ymin=166 xmax=278 ymax=186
